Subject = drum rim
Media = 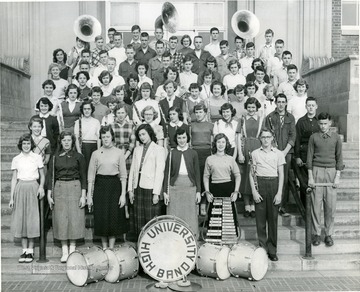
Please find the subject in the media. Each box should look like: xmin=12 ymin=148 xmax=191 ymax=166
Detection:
xmin=66 ymin=251 xmax=89 ymax=286
xmin=104 ymin=249 xmax=121 ymax=283
xmin=250 ymin=247 xmax=268 ymax=281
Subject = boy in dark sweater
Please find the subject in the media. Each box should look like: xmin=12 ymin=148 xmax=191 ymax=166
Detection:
xmin=307 ymin=112 xmax=343 ymax=247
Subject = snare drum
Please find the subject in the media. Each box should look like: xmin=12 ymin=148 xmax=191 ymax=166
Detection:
xmin=105 ymin=244 xmax=139 ymax=283
xmin=196 ymin=243 xmax=231 ymax=280
xmin=228 ymin=242 xmax=268 ymax=281
xmin=66 ymin=246 xmax=109 ymax=286
xmin=138 ymin=215 xmax=198 ymax=283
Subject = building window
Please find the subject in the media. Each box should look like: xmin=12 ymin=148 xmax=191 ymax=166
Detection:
xmin=341 ymin=0 xmax=359 ymax=35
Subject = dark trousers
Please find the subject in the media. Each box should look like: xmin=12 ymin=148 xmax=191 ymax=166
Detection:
xmin=292 ymin=158 xmax=308 ymax=207
xmin=280 ymin=153 xmax=292 ymax=209
xmin=255 ymin=177 xmax=279 ymax=255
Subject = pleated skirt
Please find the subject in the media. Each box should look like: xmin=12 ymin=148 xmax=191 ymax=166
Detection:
xmin=11 ymin=180 xmax=40 ymax=239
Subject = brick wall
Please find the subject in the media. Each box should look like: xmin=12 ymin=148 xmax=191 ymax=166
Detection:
xmin=332 ymin=0 xmax=359 ymax=59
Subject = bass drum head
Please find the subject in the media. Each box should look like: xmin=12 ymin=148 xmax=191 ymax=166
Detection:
xmin=215 ymin=246 xmax=231 ymax=280
xmin=250 ymin=247 xmax=268 ymax=281
xmin=138 ymin=215 xmax=197 ymax=283
xmin=66 ymin=252 xmax=88 ymax=287
xmin=104 ymin=249 xmax=120 ymax=283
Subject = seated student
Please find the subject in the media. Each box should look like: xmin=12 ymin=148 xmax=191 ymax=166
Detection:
xmin=249 ymin=128 xmax=285 ymax=261
xmin=119 ymin=44 xmax=137 ymax=82
xmin=101 ymin=96 xmax=119 ymax=126
xmin=179 ymin=56 xmax=198 ymax=94
xmin=287 ymin=79 xmax=309 ymax=123
xmin=125 ymin=73 xmax=139 ymax=105
xmin=199 ymin=69 xmax=214 ymax=102
xmin=276 ymin=64 xmax=298 ymax=101
xmin=89 ymin=86 xmax=108 ymax=123
xmin=75 ymin=71 xmax=91 ymax=101
xmin=294 ymin=97 xmax=320 ymax=207
xmin=262 ymin=84 xmax=277 ymax=118
xmin=273 ymin=50 xmax=295 ymax=89
xmin=240 ymin=42 xmax=255 ymax=77
xmin=197 ymin=56 xmax=222 ymax=85
xmin=49 ymin=63 xmax=68 ymax=102
xmin=246 ymin=58 xmax=271 ymax=83
xmin=223 ymin=59 xmax=246 ymax=92
xmin=136 ymin=62 xmax=153 ymax=88
xmin=307 ymin=112 xmax=343 ymax=247
xmin=228 ymin=84 xmax=248 ymax=120
xmin=186 ymin=83 xmax=205 ymax=123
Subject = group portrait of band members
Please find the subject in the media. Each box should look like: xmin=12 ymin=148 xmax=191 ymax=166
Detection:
xmin=9 ymin=22 xmax=344 ymax=265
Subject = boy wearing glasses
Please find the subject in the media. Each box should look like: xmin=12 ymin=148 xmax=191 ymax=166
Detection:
xmin=249 ymin=128 xmax=285 ymax=261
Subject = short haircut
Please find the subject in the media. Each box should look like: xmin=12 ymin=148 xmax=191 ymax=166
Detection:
xmin=141 ymin=105 xmax=158 ymax=120
xmin=212 ymin=133 xmax=232 ymax=155
xmin=244 ymin=97 xmax=261 ymax=110
xmin=210 ymin=27 xmax=219 ymax=33
xmin=251 ymin=58 xmax=264 ymax=70
xmin=99 ymin=49 xmax=109 ymax=56
xmin=162 ymin=52 xmax=172 ymax=60
xmin=81 ymin=49 xmax=91 ymax=56
xmin=246 ymin=42 xmax=255 ymax=49
xmin=127 ymin=73 xmax=139 ymax=83
xmin=318 ymin=112 xmax=331 ymax=120
xmin=155 ymin=40 xmax=165 ymax=47
xmin=263 ymin=84 xmax=275 ymax=95
xmin=275 ymin=93 xmax=288 ymax=102
xmin=80 ymin=100 xmax=95 ymax=114
xmin=99 ymin=125 xmax=115 ymax=142
xmin=210 ymin=81 xmax=226 ymax=95
xmin=52 ymin=48 xmax=67 ymax=63
xmin=49 ymin=63 xmax=61 ymax=72
xmin=245 ymin=81 xmax=258 ymax=93
xmin=287 ymin=64 xmax=298 ymax=72
xmin=183 ymin=55 xmax=193 ymax=64
xmin=254 ymin=66 xmax=266 ymax=74
xmin=174 ymin=127 xmax=190 ymax=144
xmin=169 ymin=36 xmax=178 ymax=42
xmin=17 ymin=133 xmax=35 ymax=151
xmin=163 ymin=79 xmax=178 ymax=91
xmin=234 ymin=84 xmax=245 ymax=94
xmin=180 ymin=35 xmax=192 ymax=46
xmin=265 ymin=29 xmax=274 ymax=36
xmin=135 ymin=123 xmax=157 ymax=144
xmin=108 ymin=27 xmax=116 ymax=33
xmin=98 ymin=70 xmax=113 ymax=84
xmin=234 ymin=36 xmax=244 ymax=43
xmin=36 ymin=97 xmax=54 ymax=111
xmin=90 ymin=86 xmax=104 ymax=97
xmin=259 ymin=127 xmax=273 ymax=137
xmin=95 ymin=35 xmax=103 ymax=42
xmin=78 ymin=60 xmax=90 ymax=67
xmin=65 ymin=84 xmax=81 ymax=98
xmin=219 ymin=102 xmax=236 ymax=117
xmin=194 ymin=35 xmax=203 ymax=41
xmin=293 ymin=79 xmax=309 ymax=91
xmin=113 ymin=32 xmax=122 ymax=38
xmin=140 ymin=32 xmax=149 ymax=38
xmin=113 ymin=102 xmax=128 ymax=116
xmin=275 ymin=39 xmax=284 ymax=45
xmin=131 ymin=25 xmax=141 ymax=32
xmin=108 ymin=57 xmax=116 ymax=63
xmin=126 ymin=44 xmax=134 ymax=51
xmin=168 ymin=106 xmax=184 ymax=121
xmin=42 ymin=79 xmax=56 ymax=90
xmin=193 ymin=103 xmax=208 ymax=113
xmin=189 ymin=83 xmax=202 ymax=92
xmin=306 ymin=96 xmax=317 ymax=104
xmin=227 ymin=59 xmax=241 ymax=70
xmin=219 ymin=40 xmax=228 ymax=47
xmin=112 ymin=85 xmax=127 ymax=99
xmin=76 ymin=71 xmax=90 ymax=81
xmin=28 ymin=117 xmax=44 ymax=131
xmin=136 ymin=62 xmax=149 ymax=73
xmin=282 ymin=50 xmax=292 ymax=58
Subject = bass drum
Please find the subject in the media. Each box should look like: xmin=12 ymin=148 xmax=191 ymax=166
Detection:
xmin=228 ymin=242 xmax=268 ymax=281
xmin=196 ymin=243 xmax=231 ymax=280
xmin=66 ymin=246 xmax=109 ymax=286
xmin=104 ymin=244 xmax=139 ymax=283
xmin=138 ymin=215 xmax=198 ymax=283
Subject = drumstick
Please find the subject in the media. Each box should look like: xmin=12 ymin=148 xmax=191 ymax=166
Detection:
xmin=306 ymin=183 xmax=335 ymax=193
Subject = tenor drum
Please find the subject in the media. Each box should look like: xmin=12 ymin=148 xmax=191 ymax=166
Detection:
xmin=104 ymin=244 xmax=139 ymax=283
xmin=196 ymin=243 xmax=231 ymax=280
xmin=138 ymin=215 xmax=198 ymax=283
xmin=66 ymin=246 xmax=109 ymax=286
xmin=228 ymin=242 xmax=268 ymax=281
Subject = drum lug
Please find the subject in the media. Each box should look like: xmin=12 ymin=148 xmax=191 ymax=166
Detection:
xmin=248 ymin=277 xmax=253 ymax=281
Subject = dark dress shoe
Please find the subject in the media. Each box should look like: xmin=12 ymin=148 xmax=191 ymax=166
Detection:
xmin=325 ymin=236 xmax=334 ymax=247
xmin=244 ymin=211 xmax=250 ymax=218
xmin=250 ymin=211 xmax=256 ymax=218
xmin=312 ymin=235 xmax=321 ymax=246
xmin=268 ymin=254 xmax=278 ymax=261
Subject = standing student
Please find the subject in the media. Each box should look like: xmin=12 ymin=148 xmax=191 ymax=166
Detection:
xmin=249 ymin=128 xmax=285 ymax=261
xmin=276 ymin=64 xmax=298 ymax=101
xmin=273 ymin=51 xmax=295 ymax=89
xmin=246 ymin=58 xmax=271 ymax=84
xmin=75 ymin=71 xmax=91 ymax=101
xmin=204 ymin=27 xmax=221 ymax=57
xmin=307 ymin=112 xmax=343 ymax=247
xmin=89 ymin=87 xmax=108 ymax=123
xmin=59 ymin=84 xmax=81 ymax=133
xmin=9 ymin=134 xmax=45 ymax=263
xmin=208 ymin=81 xmax=228 ymax=123
xmin=149 ymin=27 xmax=169 ymax=51
xmin=187 ymin=36 xmax=211 ymax=75
xmin=87 ymin=126 xmax=128 ymax=249
xmin=48 ymin=48 xmax=72 ymax=84
xmin=240 ymin=42 xmax=255 ymax=77
xmin=125 ymin=73 xmax=139 ymax=105
xmin=152 ymin=52 xmax=172 ymax=91
xmin=287 ymin=79 xmax=309 ymax=123
xmin=118 ymin=44 xmax=137 ymax=81
xmin=186 ymin=83 xmax=205 ymax=123
xmin=168 ymin=36 xmax=184 ymax=72
xmin=154 ymin=66 xmax=182 ymax=100
xmin=258 ymin=29 xmax=276 ymax=67
xmin=130 ymin=25 xmax=141 ymax=51
xmin=136 ymin=62 xmax=153 ymax=88
xmin=147 ymin=40 xmax=165 ymax=79
xmin=91 ymin=36 xmax=105 ymax=68
xmin=179 ymin=56 xmax=198 ymax=93
xmin=179 ymin=34 xmax=193 ymax=57
xmin=264 ymin=93 xmax=296 ymax=216
xmin=236 ymin=97 xmax=263 ymax=218
xmin=229 ymin=84 xmax=248 ymax=120
xmin=47 ymin=131 xmax=87 ymax=263
xmin=197 ymin=56 xmax=222 ymax=85
xmin=199 ymin=69 xmax=214 ymax=102
xmin=294 ymin=97 xmax=320 ymax=207
xmin=266 ymin=39 xmax=285 ymax=79
xmin=167 ymin=106 xmax=190 ymax=149
xmin=262 ymin=84 xmax=277 ymax=118
xmin=163 ymin=128 xmax=201 ymax=238
xmin=134 ymin=32 xmax=156 ymax=65
xmin=141 ymin=105 xmax=165 ymax=147
xmin=128 ymin=124 xmax=166 ymax=239
xmin=49 ymin=63 xmax=68 ymax=101
xmin=233 ymin=35 xmax=246 ymax=61
xmin=215 ymin=40 xmax=236 ymax=79
xmin=108 ymin=32 xmax=127 ymax=72
xmin=222 ymin=59 xmax=246 ymax=92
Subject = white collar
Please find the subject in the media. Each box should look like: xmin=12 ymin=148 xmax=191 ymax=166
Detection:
xmin=188 ymin=96 xmax=201 ymax=103
xmin=177 ymin=144 xmax=189 ymax=152
xmin=39 ymin=113 xmax=50 ymax=118
xmin=246 ymin=114 xmax=258 ymax=121
xmin=169 ymin=121 xmax=183 ymax=127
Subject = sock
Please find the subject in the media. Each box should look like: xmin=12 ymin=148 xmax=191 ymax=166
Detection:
xmin=27 ymin=248 xmax=34 ymax=254
xmin=22 ymin=249 xmax=27 ymax=254
xmin=62 ymin=245 xmax=69 ymax=255
xmin=245 ymin=205 xmax=251 ymax=212
xmin=250 ymin=205 xmax=255 ymax=212
xmin=69 ymin=245 xmax=76 ymax=254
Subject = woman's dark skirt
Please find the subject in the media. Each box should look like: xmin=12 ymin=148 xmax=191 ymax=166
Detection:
xmin=93 ymin=175 xmax=128 ymax=237
xmin=210 ymin=181 xmax=234 ymax=198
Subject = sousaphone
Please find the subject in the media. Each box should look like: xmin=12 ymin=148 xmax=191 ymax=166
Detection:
xmin=155 ymin=2 xmax=178 ymax=33
xmin=74 ymin=14 xmax=102 ymax=42
xmin=231 ymin=10 xmax=260 ymax=39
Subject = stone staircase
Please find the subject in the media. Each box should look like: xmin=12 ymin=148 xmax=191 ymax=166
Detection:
xmin=1 ymin=121 xmax=360 ymax=274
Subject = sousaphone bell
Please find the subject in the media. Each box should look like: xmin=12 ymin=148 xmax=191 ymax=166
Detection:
xmin=155 ymin=2 xmax=178 ymax=33
xmin=74 ymin=14 xmax=102 ymax=42
xmin=231 ymin=10 xmax=260 ymax=39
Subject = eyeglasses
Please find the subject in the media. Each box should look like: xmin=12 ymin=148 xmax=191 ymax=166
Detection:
xmin=260 ymin=136 xmax=273 ymax=140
